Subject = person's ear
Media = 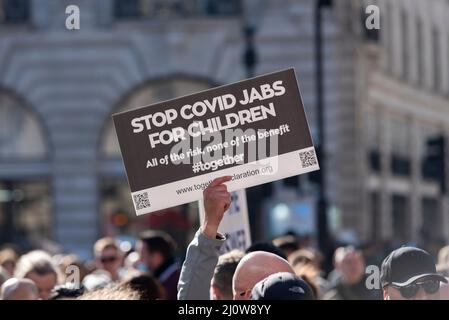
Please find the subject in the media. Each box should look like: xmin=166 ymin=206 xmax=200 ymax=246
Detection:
xmin=211 ymin=284 xmax=221 ymax=300
xmin=383 ymin=288 xmax=389 ymax=300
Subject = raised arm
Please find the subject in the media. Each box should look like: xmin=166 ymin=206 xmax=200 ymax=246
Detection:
xmin=177 ymin=176 xmax=232 ymax=300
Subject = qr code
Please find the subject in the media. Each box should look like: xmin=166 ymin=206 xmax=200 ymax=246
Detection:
xmin=299 ymin=150 xmax=317 ymax=168
xmin=133 ymin=192 xmax=150 ymax=210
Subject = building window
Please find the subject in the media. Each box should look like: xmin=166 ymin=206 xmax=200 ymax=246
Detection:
xmin=392 ymin=194 xmax=410 ymax=244
xmin=206 ymin=0 xmax=241 ymax=16
xmin=391 ymin=154 xmax=411 ymax=176
xmin=365 ymin=112 xmax=381 ymax=173
xmin=421 ymin=133 xmax=445 ymax=192
xmin=369 ymin=150 xmax=381 ymax=172
xmin=114 ymin=0 xmax=141 ymax=18
xmin=390 ymin=117 xmax=411 ymax=176
xmin=114 ymin=0 xmax=242 ymax=19
xmin=0 ymin=0 xmax=29 ymax=25
xmin=0 ymin=93 xmax=47 ymax=160
xmin=421 ymin=197 xmax=442 ymax=244
xmin=0 ymin=181 xmax=51 ymax=247
xmin=0 ymin=92 xmax=51 ymax=247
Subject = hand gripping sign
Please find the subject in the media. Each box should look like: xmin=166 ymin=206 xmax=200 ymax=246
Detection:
xmin=199 ymin=189 xmax=251 ymax=254
xmin=113 ymin=68 xmax=320 ymax=215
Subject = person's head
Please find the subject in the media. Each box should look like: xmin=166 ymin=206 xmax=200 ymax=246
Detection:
xmin=0 ymin=278 xmax=39 ymax=300
xmin=289 ymin=249 xmax=318 ymax=269
xmin=251 ymin=272 xmax=315 ymax=300
xmin=0 ymin=266 xmax=8 ymax=287
xmin=78 ymin=283 xmax=140 ymax=300
xmin=14 ymin=250 xmax=59 ymax=300
xmin=93 ymin=237 xmax=123 ymax=279
xmin=272 ymin=235 xmax=299 ymax=259
xmin=289 ymin=249 xmax=321 ymax=298
xmin=437 ymin=245 xmax=449 ymax=275
xmin=245 ymin=242 xmax=287 ymax=260
xmin=232 ymin=251 xmax=294 ymax=300
xmin=137 ymin=230 xmax=177 ymax=271
xmin=121 ymin=273 xmax=165 ymax=300
xmin=0 ymin=248 xmax=18 ymax=277
xmin=211 ymin=250 xmax=244 ymax=300
xmin=82 ymin=270 xmax=112 ymax=291
xmin=381 ymin=247 xmax=447 ymax=300
xmin=334 ymin=246 xmax=365 ymax=284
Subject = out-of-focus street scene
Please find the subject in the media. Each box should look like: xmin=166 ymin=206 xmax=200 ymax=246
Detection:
xmin=1 ymin=0 xmax=449 ymax=301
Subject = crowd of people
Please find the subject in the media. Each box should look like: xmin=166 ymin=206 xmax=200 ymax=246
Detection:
xmin=1 ymin=175 xmax=449 ymax=300
xmin=0 ymin=230 xmax=178 ymax=300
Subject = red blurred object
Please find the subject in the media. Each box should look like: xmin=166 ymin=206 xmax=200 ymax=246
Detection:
xmin=111 ymin=212 xmax=129 ymax=227
xmin=146 ymin=207 xmax=191 ymax=230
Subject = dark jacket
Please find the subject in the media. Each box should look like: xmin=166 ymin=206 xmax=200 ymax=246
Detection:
xmin=154 ymin=257 xmax=181 ymax=300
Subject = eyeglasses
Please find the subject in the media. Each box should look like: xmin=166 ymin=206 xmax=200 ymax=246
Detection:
xmin=237 ymin=289 xmax=251 ymax=298
xmin=100 ymin=256 xmax=118 ymax=264
xmin=392 ymin=279 xmax=440 ymax=299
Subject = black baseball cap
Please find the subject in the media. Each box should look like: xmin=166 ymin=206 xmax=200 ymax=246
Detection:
xmin=251 ymin=272 xmax=315 ymax=300
xmin=380 ymin=247 xmax=448 ymax=288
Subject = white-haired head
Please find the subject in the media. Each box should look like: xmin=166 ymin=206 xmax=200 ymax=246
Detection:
xmin=0 ymin=278 xmax=38 ymax=300
xmin=14 ymin=250 xmax=60 ymax=300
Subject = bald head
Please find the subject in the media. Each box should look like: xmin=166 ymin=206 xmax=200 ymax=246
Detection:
xmin=232 ymin=251 xmax=294 ymax=300
xmin=1 ymin=278 xmax=39 ymax=300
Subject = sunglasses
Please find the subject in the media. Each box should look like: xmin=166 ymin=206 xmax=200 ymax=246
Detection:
xmin=392 ymin=279 xmax=440 ymax=299
xmin=100 ymin=256 xmax=118 ymax=264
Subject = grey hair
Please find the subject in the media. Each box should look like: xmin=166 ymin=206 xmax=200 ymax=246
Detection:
xmin=14 ymin=250 xmax=60 ymax=282
xmin=0 ymin=278 xmax=38 ymax=300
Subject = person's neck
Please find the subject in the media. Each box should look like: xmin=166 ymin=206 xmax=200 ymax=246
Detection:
xmin=153 ymin=257 xmax=174 ymax=278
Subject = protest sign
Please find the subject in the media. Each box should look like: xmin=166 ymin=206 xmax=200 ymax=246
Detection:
xmin=199 ymin=189 xmax=251 ymax=254
xmin=113 ymin=68 xmax=319 ymax=215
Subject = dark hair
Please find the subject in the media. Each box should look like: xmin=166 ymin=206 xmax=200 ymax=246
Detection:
xmin=212 ymin=250 xmax=244 ymax=299
xmin=245 ymin=242 xmax=287 ymax=260
xmin=50 ymin=284 xmax=85 ymax=300
xmin=139 ymin=230 xmax=177 ymax=260
xmin=122 ymin=273 xmax=165 ymax=300
xmin=272 ymin=235 xmax=299 ymax=254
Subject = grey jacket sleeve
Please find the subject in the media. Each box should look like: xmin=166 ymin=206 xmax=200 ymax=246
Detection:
xmin=177 ymin=229 xmax=225 ymax=300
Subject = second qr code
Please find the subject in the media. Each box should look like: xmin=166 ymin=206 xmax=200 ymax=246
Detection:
xmin=299 ymin=150 xmax=317 ymax=168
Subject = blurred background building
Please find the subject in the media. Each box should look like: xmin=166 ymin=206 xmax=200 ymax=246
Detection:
xmin=350 ymin=0 xmax=449 ymax=252
xmin=0 ymin=0 xmax=448 ymax=258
